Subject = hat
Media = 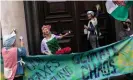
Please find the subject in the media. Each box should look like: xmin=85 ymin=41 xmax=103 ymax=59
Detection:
xmin=42 ymin=25 xmax=51 ymax=30
xmin=125 ymin=19 xmax=131 ymax=23
xmin=3 ymin=31 xmax=16 ymax=47
xmin=87 ymin=11 xmax=94 ymax=16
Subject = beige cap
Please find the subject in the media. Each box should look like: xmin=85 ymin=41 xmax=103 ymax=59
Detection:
xmin=87 ymin=11 xmax=94 ymax=16
xmin=125 ymin=19 xmax=131 ymax=23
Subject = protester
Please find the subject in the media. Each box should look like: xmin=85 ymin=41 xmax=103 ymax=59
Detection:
xmin=118 ymin=19 xmax=133 ymax=80
xmin=41 ymin=25 xmax=71 ymax=55
xmin=84 ymin=11 xmax=99 ymax=49
xmin=1 ymin=29 xmax=26 ymax=80
xmin=119 ymin=19 xmax=133 ymax=40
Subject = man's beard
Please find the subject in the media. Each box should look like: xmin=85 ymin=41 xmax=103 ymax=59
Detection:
xmin=123 ymin=25 xmax=129 ymax=29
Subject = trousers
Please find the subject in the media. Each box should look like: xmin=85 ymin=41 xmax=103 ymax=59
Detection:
xmin=89 ymin=35 xmax=99 ymax=49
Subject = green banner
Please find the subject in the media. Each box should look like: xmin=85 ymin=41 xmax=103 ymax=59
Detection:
xmin=23 ymin=36 xmax=133 ymax=80
xmin=0 ymin=36 xmax=133 ymax=80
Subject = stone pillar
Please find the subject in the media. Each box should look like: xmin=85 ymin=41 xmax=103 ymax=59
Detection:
xmin=0 ymin=22 xmax=1 ymax=51
xmin=1 ymin=1 xmax=29 ymax=55
xmin=129 ymin=6 xmax=133 ymax=28
xmin=0 ymin=2 xmax=2 ymax=51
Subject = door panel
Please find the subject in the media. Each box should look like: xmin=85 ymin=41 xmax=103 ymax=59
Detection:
xmin=24 ymin=1 xmax=116 ymax=54
xmin=77 ymin=1 xmax=115 ymax=51
xmin=38 ymin=1 xmax=78 ymax=52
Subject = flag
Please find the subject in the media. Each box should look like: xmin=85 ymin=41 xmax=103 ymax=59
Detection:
xmin=106 ymin=0 xmax=133 ymax=21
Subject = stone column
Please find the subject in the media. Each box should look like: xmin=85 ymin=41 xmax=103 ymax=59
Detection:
xmin=0 ymin=22 xmax=1 ymax=51
xmin=129 ymin=6 xmax=133 ymax=28
xmin=0 ymin=2 xmax=2 ymax=51
xmin=1 ymin=1 xmax=29 ymax=55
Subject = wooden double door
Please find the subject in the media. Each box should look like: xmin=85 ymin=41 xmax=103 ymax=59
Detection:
xmin=24 ymin=1 xmax=116 ymax=55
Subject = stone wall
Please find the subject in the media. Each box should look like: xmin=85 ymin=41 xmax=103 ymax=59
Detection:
xmin=1 ymin=1 xmax=29 ymax=55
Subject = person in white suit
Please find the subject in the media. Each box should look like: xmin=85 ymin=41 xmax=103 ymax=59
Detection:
xmin=84 ymin=11 xmax=99 ymax=49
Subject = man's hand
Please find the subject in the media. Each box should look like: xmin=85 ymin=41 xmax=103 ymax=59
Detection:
xmin=19 ymin=36 xmax=24 ymax=47
xmin=64 ymin=31 xmax=71 ymax=36
xmin=20 ymin=41 xmax=24 ymax=47
xmin=11 ymin=29 xmax=17 ymax=34
xmin=84 ymin=25 xmax=88 ymax=29
xmin=60 ymin=31 xmax=71 ymax=39
xmin=43 ymin=51 xmax=52 ymax=55
xmin=96 ymin=4 xmax=101 ymax=11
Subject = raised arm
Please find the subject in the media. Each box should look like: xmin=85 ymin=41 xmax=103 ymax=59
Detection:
xmin=17 ymin=47 xmax=26 ymax=56
xmin=95 ymin=4 xmax=101 ymax=18
xmin=18 ymin=36 xmax=26 ymax=56
xmin=55 ymin=31 xmax=70 ymax=39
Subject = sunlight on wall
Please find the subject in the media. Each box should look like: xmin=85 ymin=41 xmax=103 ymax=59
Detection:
xmin=1 ymin=1 xmax=29 ymax=55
